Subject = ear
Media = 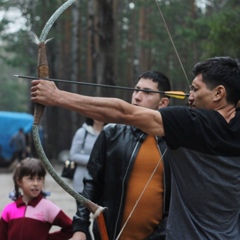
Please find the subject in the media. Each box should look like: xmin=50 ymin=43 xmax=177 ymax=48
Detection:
xmin=16 ymin=178 xmax=22 ymax=187
xmin=158 ymin=97 xmax=170 ymax=108
xmin=214 ymin=85 xmax=225 ymax=101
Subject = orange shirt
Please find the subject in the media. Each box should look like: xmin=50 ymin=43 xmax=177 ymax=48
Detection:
xmin=120 ymin=136 xmax=164 ymax=240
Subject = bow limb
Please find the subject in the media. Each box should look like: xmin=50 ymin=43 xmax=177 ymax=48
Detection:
xmin=32 ymin=125 xmax=106 ymax=212
xmin=32 ymin=124 xmax=109 ymax=240
xmin=34 ymin=0 xmax=79 ymax=123
xmin=31 ymin=1 xmax=109 ymax=239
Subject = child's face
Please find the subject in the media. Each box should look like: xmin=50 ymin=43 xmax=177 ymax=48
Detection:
xmin=17 ymin=175 xmax=44 ymax=203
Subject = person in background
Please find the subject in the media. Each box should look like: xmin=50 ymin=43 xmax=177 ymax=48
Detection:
xmin=70 ymin=118 xmax=104 ymax=207
xmin=72 ymin=71 xmax=172 ymax=240
xmin=0 ymin=157 xmax=73 ymax=240
xmin=31 ymin=56 xmax=240 ymax=239
xmin=10 ymin=128 xmax=26 ymax=162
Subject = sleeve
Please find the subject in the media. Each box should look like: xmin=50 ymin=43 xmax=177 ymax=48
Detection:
xmin=0 ymin=218 xmax=8 ymax=240
xmin=159 ymin=106 xmax=203 ymax=149
xmin=69 ymin=128 xmax=90 ymax=166
xmin=72 ymin=130 xmax=107 ymax=234
xmin=48 ymin=210 xmax=73 ymax=240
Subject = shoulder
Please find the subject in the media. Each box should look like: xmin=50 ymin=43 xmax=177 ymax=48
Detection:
xmin=81 ymin=123 xmax=97 ymax=136
xmin=159 ymin=106 xmax=215 ymax=121
xmin=2 ymin=201 xmax=18 ymax=212
xmin=104 ymin=123 xmax=130 ymax=130
xmin=159 ymin=106 xmax=189 ymax=115
xmin=38 ymin=198 xmax=60 ymax=211
xmin=103 ymin=123 xmax=131 ymax=135
xmin=72 ymin=126 xmax=88 ymax=139
xmin=98 ymin=124 xmax=139 ymax=143
xmin=37 ymin=198 xmax=61 ymax=221
xmin=1 ymin=201 xmax=20 ymax=221
xmin=75 ymin=126 xmax=86 ymax=135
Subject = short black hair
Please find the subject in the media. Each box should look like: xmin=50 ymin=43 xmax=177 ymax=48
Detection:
xmin=137 ymin=71 xmax=171 ymax=95
xmin=193 ymin=56 xmax=240 ymax=105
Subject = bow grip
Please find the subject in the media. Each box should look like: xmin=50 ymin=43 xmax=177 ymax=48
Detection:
xmin=34 ymin=42 xmax=49 ymax=125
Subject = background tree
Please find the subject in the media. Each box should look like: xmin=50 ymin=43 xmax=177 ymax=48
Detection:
xmin=0 ymin=0 xmax=239 ymax=159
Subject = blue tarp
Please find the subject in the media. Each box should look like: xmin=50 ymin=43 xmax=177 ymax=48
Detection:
xmin=0 ymin=111 xmax=33 ymax=160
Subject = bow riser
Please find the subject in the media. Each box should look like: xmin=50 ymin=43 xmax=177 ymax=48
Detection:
xmin=34 ymin=43 xmax=49 ymax=125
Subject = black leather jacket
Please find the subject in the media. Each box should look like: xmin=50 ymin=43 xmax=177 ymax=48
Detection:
xmin=72 ymin=124 xmax=171 ymax=240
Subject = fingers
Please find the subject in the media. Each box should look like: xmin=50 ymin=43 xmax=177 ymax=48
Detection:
xmin=30 ymin=79 xmax=62 ymax=107
xmin=31 ymin=79 xmax=40 ymax=86
xmin=31 ymin=80 xmax=54 ymax=105
xmin=31 ymin=80 xmax=42 ymax=102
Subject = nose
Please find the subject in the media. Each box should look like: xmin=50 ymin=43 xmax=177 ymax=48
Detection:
xmin=188 ymin=90 xmax=193 ymax=99
xmin=33 ymin=178 xmax=39 ymax=185
xmin=133 ymin=91 xmax=143 ymax=102
xmin=188 ymin=91 xmax=194 ymax=106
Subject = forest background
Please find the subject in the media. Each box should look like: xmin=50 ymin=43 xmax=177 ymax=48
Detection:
xmin=0 ymin=0 xmax=239 ymax=159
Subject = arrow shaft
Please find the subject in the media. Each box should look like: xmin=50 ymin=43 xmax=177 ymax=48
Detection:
xmin=15 ymin=74 xmax=189 ymax=99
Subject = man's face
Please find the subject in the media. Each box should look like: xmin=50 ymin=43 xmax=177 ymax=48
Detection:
xmin=131 ymin=78 xmax=166 ymax=110
xmin=188 ymin=74 xmax=216 ymax=109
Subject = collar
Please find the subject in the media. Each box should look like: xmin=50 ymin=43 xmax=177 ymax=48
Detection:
xmin=16 ymin=194 xmax=43 ymax=207
xmin=82 ymin=123 xmax=97 ymax=135
xmin=131 ymin=125 xmax=163 ymax=142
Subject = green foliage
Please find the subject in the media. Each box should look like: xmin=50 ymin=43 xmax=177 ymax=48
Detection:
xmin=0 ymin=57 xmax=29 ymax=111
xmin=203 ymin=8 xmax=240 ymax=58
xmin=1 ymin=0 xmax=240 ymax=152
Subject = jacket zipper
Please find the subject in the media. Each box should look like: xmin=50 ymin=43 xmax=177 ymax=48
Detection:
xmin=113 ymin=135 xmax=166 ymax=239
xmin=156 ymin=137 xmax=167 ymax=214
xmin=113 ymin=133 xmax=144 ymax=239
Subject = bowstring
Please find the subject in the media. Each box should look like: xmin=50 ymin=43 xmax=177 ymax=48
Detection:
xmin=115 ymin=148 xmax=167 ymax=240
xmin=116 ymin=2 xmax=190 ymax=238
xmin=154 ymin=0 xmax=190 ymax=86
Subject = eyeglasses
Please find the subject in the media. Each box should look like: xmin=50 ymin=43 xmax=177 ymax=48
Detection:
xmin=189 ymin=85 xmax=194 ymax=92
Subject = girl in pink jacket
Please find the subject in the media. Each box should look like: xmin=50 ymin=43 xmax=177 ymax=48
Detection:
xmin=0 ymin=157 xmax=73 ymax=240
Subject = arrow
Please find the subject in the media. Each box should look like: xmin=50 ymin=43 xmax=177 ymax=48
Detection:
xmin=15 ymin=74 xmax=189 ymax=99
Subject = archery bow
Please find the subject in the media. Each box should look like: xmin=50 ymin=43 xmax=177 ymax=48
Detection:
xmin=31 ymin=2 xmax=191 ymax=240
xmin=31 ymin=1 xmax=108 ymax=239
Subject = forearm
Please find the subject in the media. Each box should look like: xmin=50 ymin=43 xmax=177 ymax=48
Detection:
xmin=31 ymin=80 xmax=164 ymax=136
xmin=31 ymin=80 xmax=131 ymax=123
xmin=57 ymin=91 xmax=164 ymax=136
xmin=58 ymin=91 xmax=133 ymax=124
xmin=50 ymin=211 xmax=73 ymax=239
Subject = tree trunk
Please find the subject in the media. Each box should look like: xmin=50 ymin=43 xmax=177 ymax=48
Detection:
xmin=95 ymin=0 xmax=115 ymax=97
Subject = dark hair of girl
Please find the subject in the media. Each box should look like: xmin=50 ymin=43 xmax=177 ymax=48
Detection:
xmin=12 ymin=158 xmax=46 ymax=200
